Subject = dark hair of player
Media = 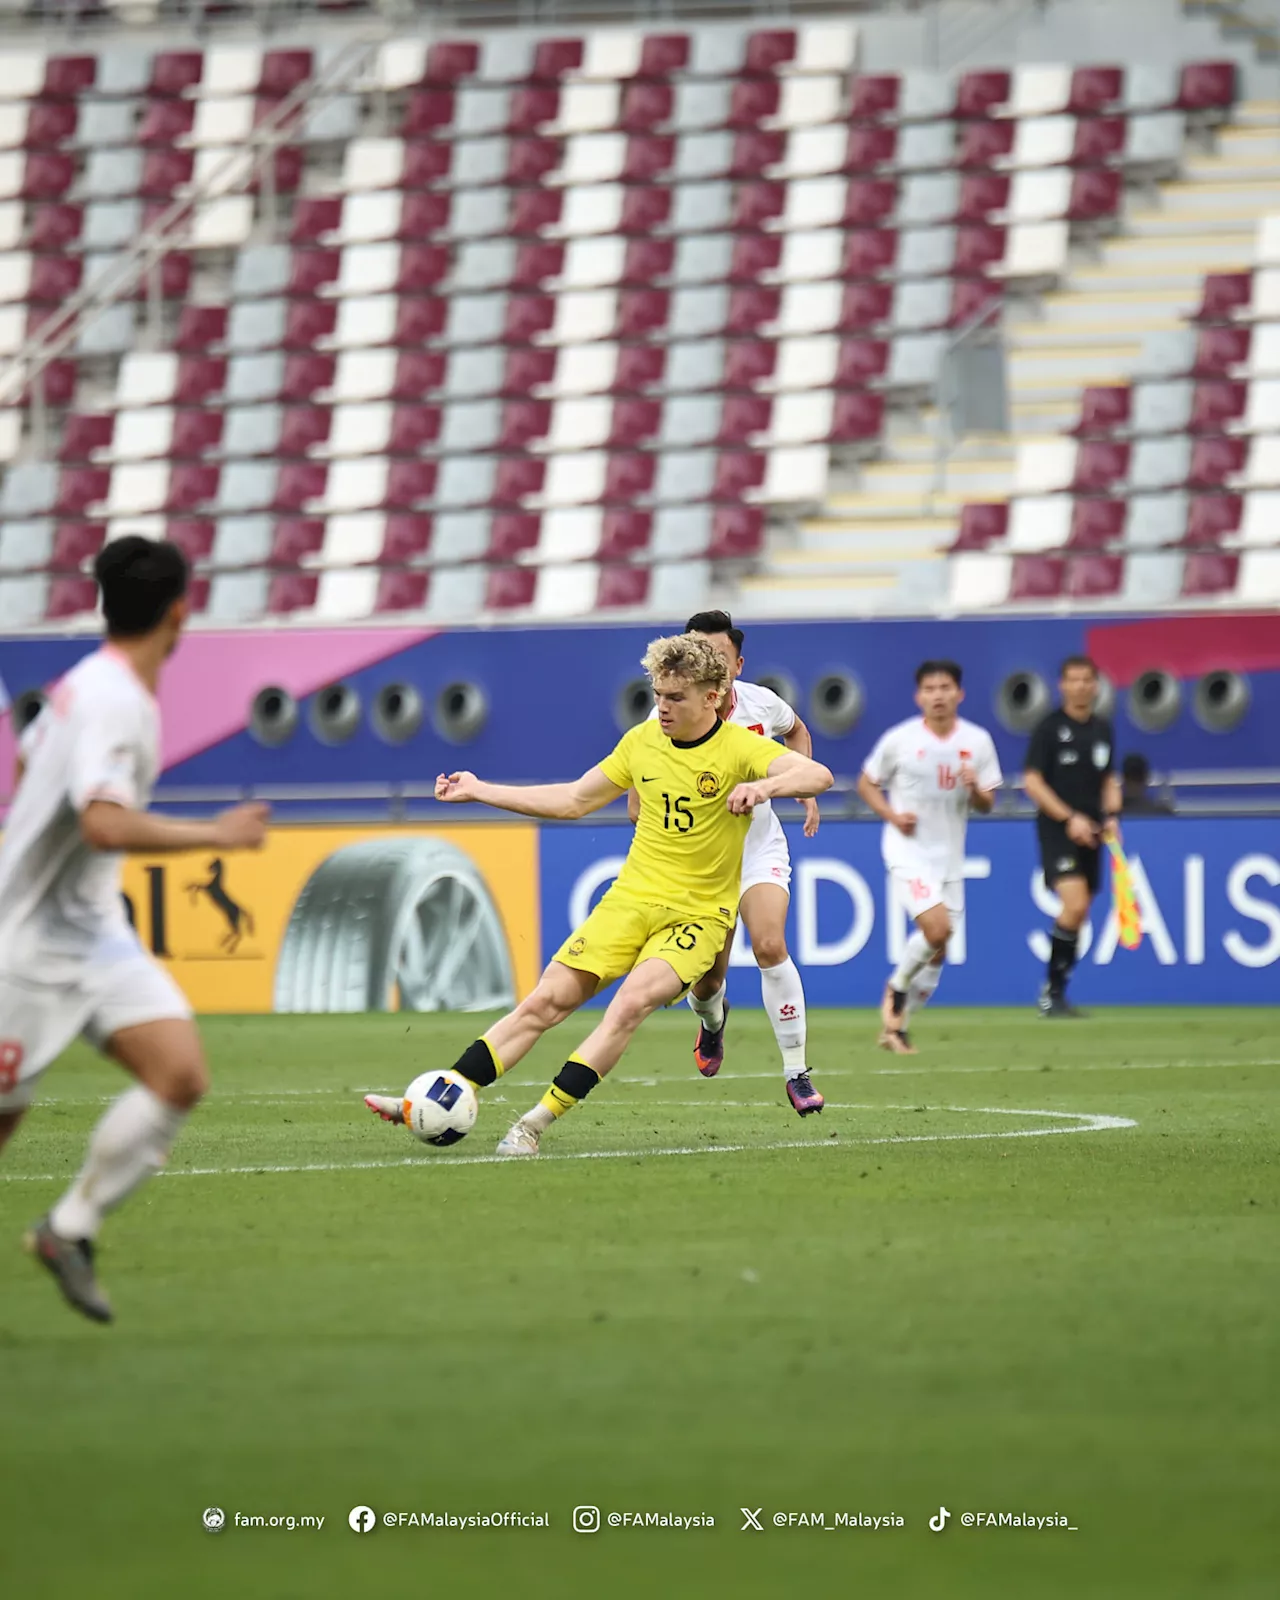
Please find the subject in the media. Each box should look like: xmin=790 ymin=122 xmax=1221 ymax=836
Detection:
xmin=685 ymin=609 xmax=745 ymax=653
xmin=1059 ymin=654 xmax=1099 ymax=678
xmin=915 ymin=659 xmax=963 ymax=687
xmin=94 ymin=536 xmax=190 ymax=638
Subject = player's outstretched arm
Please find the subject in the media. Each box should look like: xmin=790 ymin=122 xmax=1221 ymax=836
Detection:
xmin=726 ymin=750 xmax=832 ymax=814
xmin=81 ymin=800 xmax=270 ymax=854
xmin=782 ymin=714 xmax=821 ymax=836
xmin=436 ymin=766 xmax=625 ymax=821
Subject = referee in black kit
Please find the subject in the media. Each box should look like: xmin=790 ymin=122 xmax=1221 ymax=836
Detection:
xmin=1023 ymin=656 xmax=1123 ymax=1017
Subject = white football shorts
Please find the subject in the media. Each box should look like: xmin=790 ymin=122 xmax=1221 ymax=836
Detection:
xmin=741 ymin=812 xmax=792 ymax=896
xmin=0 ymin=954 xmax=192 ymax=1112
xmin=889 ymin=856 xmax=966 ymax=927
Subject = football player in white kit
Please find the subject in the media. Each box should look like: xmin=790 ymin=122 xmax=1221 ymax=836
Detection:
xmin=856 ymin=661 xmax=1002 ymax=1054
xmin=632 ymin=612 xmax=823 ymax=1114
xmin=0 ymin=537 xmax=268 ymax=1322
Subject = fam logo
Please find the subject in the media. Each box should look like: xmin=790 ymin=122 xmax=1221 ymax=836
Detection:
xmin=696 ymin=771 xmax=720 ymax=798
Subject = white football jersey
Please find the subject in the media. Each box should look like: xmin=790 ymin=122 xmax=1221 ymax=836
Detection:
xmin=862 ymin=715 xmax=1002 ymax=878
xmin=651 ymin=677 xmax=796 ymax=850
xmin=0 ymin=648 xmax=160 ymax=982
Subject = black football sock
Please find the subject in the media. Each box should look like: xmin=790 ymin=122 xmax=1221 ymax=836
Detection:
xmin=452 ymin=1037 xmax=504 ymax=1089
xmin=1047 ymin=923 xmax=1079 ymax=995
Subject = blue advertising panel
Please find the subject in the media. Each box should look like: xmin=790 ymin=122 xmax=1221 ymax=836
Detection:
xmin=539 ymin=818 xmax=1280 ymax=1007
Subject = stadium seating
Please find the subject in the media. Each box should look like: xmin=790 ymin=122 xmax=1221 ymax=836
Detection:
xmin=0 ymin=29 xmax=1251 ymax=623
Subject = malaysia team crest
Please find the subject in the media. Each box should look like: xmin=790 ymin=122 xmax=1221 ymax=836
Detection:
xmin=696 ymin=771 xmax=720 ymax=798
xmin=567 ymin=936 xmax=586 ymax=957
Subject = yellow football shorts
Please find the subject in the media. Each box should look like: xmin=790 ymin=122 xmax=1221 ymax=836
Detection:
xmin=553 ymin=888 xmax=732 ymax=993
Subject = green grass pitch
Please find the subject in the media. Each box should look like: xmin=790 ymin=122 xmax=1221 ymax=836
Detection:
xmin=1 ymin=1007 xmax=1277 ymax=1600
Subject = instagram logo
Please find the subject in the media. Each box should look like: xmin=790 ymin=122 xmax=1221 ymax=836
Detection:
xmin=573 ymin=1506 xmax=601 ymax=1534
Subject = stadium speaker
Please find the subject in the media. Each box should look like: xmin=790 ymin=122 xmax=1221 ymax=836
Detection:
xmin=1192 ymin=669 xmax=1249 ymax=733
xmin=614 ymin=676 xmax=654 ymax=731
xmin=372 ymin=682 xmax=424 ymax=745
xmin=756 ymin=671 xmax=800 ymax=712
xmin=1128 ymin=669 xmax=1181 ymax=733
xmin=809 ymin=671 xmax=864 ymax=738
xmin=1095 ymin=671 xmax=1117 ymax=719
xmin=248 ymin=685 xmax=299 ymax=748
xmin=995 ymin=670 xmax=1050 ymax=734
xmin=433 ymin=680 xmax=488 ymax=744
xmin=12 ymin=688 xmax=48 ymax=731
xmin=308 ymin=681 xmax=362 ymax=746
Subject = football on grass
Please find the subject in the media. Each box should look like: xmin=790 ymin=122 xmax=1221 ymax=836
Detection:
xmin=402 ymin=1070 xmax=479 ymax=1146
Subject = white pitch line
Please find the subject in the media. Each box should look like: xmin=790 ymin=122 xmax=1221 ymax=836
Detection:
xmin=0 ymin=1107 xmax=1135 ymax=1181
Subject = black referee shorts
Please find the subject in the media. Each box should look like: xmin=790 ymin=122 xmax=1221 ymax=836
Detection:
xmin=1037 ymin=817 xmax=1101 ymax=894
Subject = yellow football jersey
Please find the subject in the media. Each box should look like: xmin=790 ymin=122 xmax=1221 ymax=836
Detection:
xmin=598 ymin=717 xmax=779 ymax=922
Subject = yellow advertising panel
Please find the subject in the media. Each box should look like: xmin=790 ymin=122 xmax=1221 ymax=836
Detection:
xmin=119 ymin=824 xmax=540 ymax=1015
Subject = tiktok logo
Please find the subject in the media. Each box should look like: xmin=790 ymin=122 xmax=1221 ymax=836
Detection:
xmin=929 ymin=1506 xmax=951 ymax=1533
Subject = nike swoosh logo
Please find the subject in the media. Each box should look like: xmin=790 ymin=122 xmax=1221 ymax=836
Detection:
xmin=640 ymin=776 xmax=657 ymax=783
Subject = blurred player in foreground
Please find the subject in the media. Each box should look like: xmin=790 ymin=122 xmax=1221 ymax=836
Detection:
xmin=0 ymin=538 xmax=269 ymax=1322
xmin=1023 ymin=655 xmax=1122 ymax=1017
xmin=856 ymin=661 xmax=1001 ymax=1054
xmin=366 ymin=634 xmax=832 ymax=1153
xmin=630 ymin=610 xmax=823 ymax=1114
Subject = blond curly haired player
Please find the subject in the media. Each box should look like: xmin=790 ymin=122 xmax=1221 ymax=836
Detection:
xmin=364 ymin=634 xmax=833 ymax=1156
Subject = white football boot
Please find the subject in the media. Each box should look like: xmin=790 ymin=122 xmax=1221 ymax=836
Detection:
xmin=495 ymin=1119 xmax=541 ymax=1157
xmin=364 ymin=1094 xmax=405 ymax=1124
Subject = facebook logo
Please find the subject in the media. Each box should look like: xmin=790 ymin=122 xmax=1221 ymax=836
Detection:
xmin=348 ymin=1506 xmax=377 ymax=1534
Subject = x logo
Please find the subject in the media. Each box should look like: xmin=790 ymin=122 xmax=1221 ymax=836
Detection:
xmin=740 ymin=1507 xmax=763 ymax=1532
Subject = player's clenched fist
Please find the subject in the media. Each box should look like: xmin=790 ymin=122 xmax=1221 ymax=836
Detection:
xmin=212 ymin=801 xmax=270 ymax=849
xmin=436 ymin=771 xmax=478 ymax=802
xmin=726 ymin=781 xmax=769 ymax=814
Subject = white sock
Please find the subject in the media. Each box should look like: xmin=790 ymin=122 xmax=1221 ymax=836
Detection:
xmin=890 ymin=929 xmax=937 ymax=993
xmin=50 ymin=1086 xmax=187 ymax=1242
xmin=759 ymin=958 xmax=807 ymax=1079
xmin=906 ymin=961 xmax=944 ymax=1021
xmin=687 ymin=980 xmax=726 ymax=1032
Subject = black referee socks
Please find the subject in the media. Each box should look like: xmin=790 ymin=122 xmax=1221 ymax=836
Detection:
xmin=1047 ymin=923 xmax=1080 ymax=992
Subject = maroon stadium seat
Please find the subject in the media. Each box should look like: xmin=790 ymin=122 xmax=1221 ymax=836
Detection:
xmin=1066 ymin=552 xmax=1125 ymax=598
xmin=837 ymin=337 xmax=890 ymax=386
xmin=1069 ymin=66 xmax=1123 ymax=113
xmin=28 ymin=202 xmax=82 ymax=249
xmin=175 ymin=357 xmax=228 ymax=405
xmin=50 ymin=523 xmax=107 ymax=571
xmin=616 ymin=288 xmax=669 ymax=339
xmin=273 ymin=463 xmax=326 ymax=512
xmin=957 ymin=120 xmax=1013 ymax=168
xmin=58 ymin=414 xmax=114 ymax=462
xmin=271 ymin=519 xmax=324 ymax=563
xmin=150 ymin=51 xmax=203 ymax=95
xmin=1075 ymin=385 xmax=1131 ymax=435
xmin=620 ymin=81 xmax=674 ymax=132
xmin=511 ymin=242 xmax=564 ymax=288
xmin=1010 ymin=553 xmax=1067 ymax=600
xmin=506 ymin=136 xmax=562 ymax=186
xmin=172 ymin=410 xmax=224 ymax=458
xmin=47 ymin=577 xmax=99 ymax=619
xmin=502 ymin=347 xmax=556 ymax=395
xmin=261 ymin=50 xmax=311 ymax=97
xmin=625 ymin=133 xmax=676 ymax=183
xmin=291 ymin=197 xmax=342 ymax=245
xmin=730 ymin=233 xmax=782 ymax=281
xmin=1069 ymin=498 xmax=1126 ymax=548
xmin=953 ymin=223 xmax=1005 ymax=274
xmin=724 ymin=339 xmax=776 ymax=388
xmin=731 ymin=130 xmax=786 ymax=179
xmin=1073 ymin=439 xmax=1131 ymax=490
xmin=25 ymin=102 xmax=77 ymax=148
xmin=385 ymin=460 xmax=438 ymax=507
xmin=729 ymin=77 xmax=780 ymax=129
xmin=955 ymin=71 xmax=1011 ymax=119
xmin=45 ymin=56 xmax=96 ymax=97
xmin=951 ymin=503 xmax=1009 ymax=551
xmin=508 ymin=86 xmax=560 ymax=135
xmin=395 ymin=298 xmax=445 ymax=344
xmin=638 ymin=34 xmax=689 ymax=75
xmin=1072 ymin=116 xmax=1126 ymax=165
xmin=284 ymin=300 xmax=337 ymax=349
xmin=620 ymin=186 xmax=670 ymax=234
xmin=488 ymin=513 xmax=540 ymax=561
xmin=280 ymin=354 xmax=333 ymax=402
xmin=389 ymin=404 xmax=441 ymax=453
xmin=614 ymin=344 xmax=666 ymax=392
xmin=55 ymin=467 xmax=109 ymax=517
xmin=1195 ymin=272 xmax=1251 ymax=322
xmin=610 ymin=398 xmax=662 ymax=447
xmin=1194 ymin=325 xmax=1250 ymax=376
xmin=709 ymin=507 xmax=765 ymax=558
xmin=267 ymin=572 xmax=319 ymax=615
xmin=624 ymin=237 xmax=675 ymax=284
xmin=279 ymin=406 xmax=331 ymax=456
xmin=844 ymin=179 xmax=898 ymax=226
xmin=841 ymin=282 xmax=894 ymax=330
xmin=745 ymin=29 xmax=797 ymax=73
xmin=509 ymin=188 xmax=561 ymax=236
xmin=1188 ymin=435 xmax=1248 ymax=487
xmin=957 ymin=173 xmax=1010 ymax=220
xmin=600 ymin=509 xmax=652 ymax=559
xmin=1181 ymin=550 xmax=1239 ymax=596
xmin=402 ymin=141 xmax=453 ymax=188
xmin=504 ymin=293 xmax=554 ymax=344
xmin=605 ymin=452 xmax=656 ymax=500
xmin=393 ymin=351 xmax=447 ymax=399
xmin=22 ymin=153 xmax=75 ymax=200
xmin=486 ymin=566 xmax=536 ymax=609
xmin=395 ymin=242 xmax=450 ymax=290
xmin=376 ymin=570 xmax=430 ymax=614
xmin=288 ymin=249 xmax=340 ymax=296
xmin=175 ymin=305 xmax=228 ymax=353
xmin=532 ymin=38 xmax=584 ymax=79
xmin=141 ymin=149 xmax=194 ymax=197
xmin=1177 ymin=61 xmax=1236 ymax=112
xmin=949 ymin=277 xmax=1002 ymax=327
xmin=166 ymin=464 xmax=219 ymax=512
xmin=1183 ymin=493 xmax=1242 ymax=546
xmin=425 ymin=40 xmax=479 ymax=82
xmin=850 ymin=75 xmax=900 ymax=121
xmin=714 ymin=449 xmax=765 ymax=499
xmin=718 ymin=393 xmax=771 ymax=445
xmin=402 ymin=90 xmax=457 ymax=138
xmin=139 ymin=99 xmax=195 ymax=147
xmin=597 ymin=563 xmax=651 ymax=609
xmin=1068 ymin=168 xmax=1122 ymax=219
xmin=29 ymin=256 xmax=82 ymax=302
xmin=383 ymin=515 xmax=433 ymax=562
xmin=832 ymin=391 xmax=886 ymax=441
xmin=1189 ymin=380 xmax=1246 ymax=432
xmin=843 ymin=229 xmax=899 ymax=279
xmin=498 ymin=399 xmax=551 ymax=450
xmin=167 ymin=519 xmax=216 ymax=563
xmin=727 ymin=285 xmax=781 ymax=335
xmin=399 ymin=191 xmax=450 ymax=237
